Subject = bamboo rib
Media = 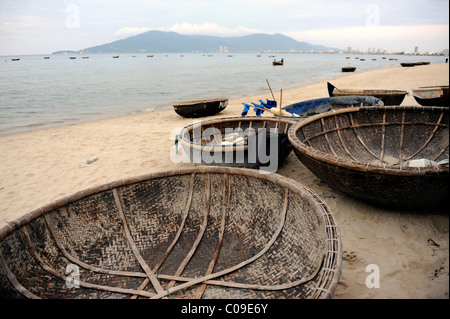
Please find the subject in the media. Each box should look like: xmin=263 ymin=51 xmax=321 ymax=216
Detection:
xmin=151 ymin=188 xmax=290 ymax=299
xmin=0 ymin=251 xmax=40 ymax=299
xmin=350 ymin=113 xmax=386 ymax=162
xmin=302 ymin=121 xmax=448 ymax=145
xmin=20 ymin=226 xmax=156 ymax=298
xmin=333 ymin=115 xmax=359 ymax=162
xmin=113 ymin=188 xmax=164 ymax=294
xmin=167 ymin=174 xmax=211 ymax=290
xmin=320 ymin=117 xmax=338 ymax=157
xmin=195 ymin=174 xmax=230 ymax=298
xmin=403 ymin=111 xmax=445 ymax=161
xmin=379 ymin=111 xmax=387 ymax=164
xmin=131 ymin=173 xmax=197 ymax=298
xmin=44 ymin=212 xmax=147 ymax=279
xmin=398 ymin=111 xmax=406 ymax=169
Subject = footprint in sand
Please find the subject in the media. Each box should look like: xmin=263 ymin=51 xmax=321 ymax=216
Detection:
xmin=343 ymin=250 xmax=357 ymax=262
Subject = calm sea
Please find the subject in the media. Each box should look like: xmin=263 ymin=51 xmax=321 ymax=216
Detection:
xmin=0 ymin=52 xmax=444 ymax=135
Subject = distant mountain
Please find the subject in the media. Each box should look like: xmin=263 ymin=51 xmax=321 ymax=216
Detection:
xmin=56 ymin=31 xmax=339 ymax=54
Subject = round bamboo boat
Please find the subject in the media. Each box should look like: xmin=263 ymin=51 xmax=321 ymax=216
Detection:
xmin=288 ymin=106 xmax=449 ymax=209
xmin=412 ymin=85 xmax=449 ymax=106
xmin=177 ymin=117 xmax=296 ymax=171
xmin=173 ymin=98 xmax=228 ymax=118
xmin=327 ymin=82 xmax=408 ymax=106
xmin=0 ymin=167 xmax=342 ymax=299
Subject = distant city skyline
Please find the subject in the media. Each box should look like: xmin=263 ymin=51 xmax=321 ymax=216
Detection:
xmin=0 ymin=0 xmax=448 ymax=55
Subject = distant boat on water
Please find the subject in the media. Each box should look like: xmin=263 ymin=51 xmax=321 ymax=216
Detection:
xmin=69 ymin=57 xmax=76 ymax=59
xmin=82 ymin=56 xmax=90 ymax=59
xmin=11 ymin=58 xmax=20 ymax=61
xmin=147 ymin=55 xmax=154 ymax=57
xmin=44 ymin=57 xmax=50 ymax=59
xmin=400 ymin=62 xmax=430 ymax=67
xmin=341 ymin=63 xmax=356 ymax=72
xmin=112 ymin=56 xmax=119 ymax=58
xmin=272 ymin=58 xmax=284 ymax=66
xmin=342 ymin=66 xmax=356 ymax=72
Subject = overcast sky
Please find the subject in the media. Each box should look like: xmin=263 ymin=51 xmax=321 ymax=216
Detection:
xmin=0 ymin=0 xmax=448 ymax=55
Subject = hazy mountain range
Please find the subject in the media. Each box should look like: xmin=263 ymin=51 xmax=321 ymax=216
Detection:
xmin=53 ymin=31 xmax=340 ymax=54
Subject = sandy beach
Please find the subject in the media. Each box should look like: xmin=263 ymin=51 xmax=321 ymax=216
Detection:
xmin=0 ymin=63 xmax=448 ymax=299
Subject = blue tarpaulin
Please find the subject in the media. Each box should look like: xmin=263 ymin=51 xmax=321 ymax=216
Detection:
xmin=242 ymin=96 xmax=383 ymax=117
xmin=284 ymin=96 xmax=384 ymax=117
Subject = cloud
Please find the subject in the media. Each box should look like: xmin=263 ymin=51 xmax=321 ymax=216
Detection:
xmin=286 ymin=24 xmax=449 ymax=52
xmin=163 ymin=22 xmax=263 ymax=36
xmin=115 ymin=22 xmax=264 ymax=38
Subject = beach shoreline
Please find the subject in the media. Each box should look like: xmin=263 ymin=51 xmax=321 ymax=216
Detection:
xmin=0 ymin=63 xmax=448 ymax=299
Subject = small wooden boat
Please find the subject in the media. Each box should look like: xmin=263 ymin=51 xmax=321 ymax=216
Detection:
xmin=177 ymin=117 xmax=295 ymax=170
xmin=412 ymin=85 xmax=449 ymax=106
xmin=288 ymin=106 xmax=449 ymax=209
xmin=173 ymin=98 xmax=228 ymax=118
xmin=400 ymin=62 xmax=429 ymax=67
xmin=342 ymin=66 xmax=356 ymax=72
xmin=0 ymin=166 xmax=342 ymax=299
xmin=147 ymin=55 xmax=154 ymax=57
xmin=341 ymin=66 xmax=356 ymax=72
xmin=327 ymin=82 xmax=408 ymax=105
xmin=400 ymin=62 xmax=418 ymax=67
xmin=82 ymin=56 xmax=89 ymax=59
xmin=272 ymin=59 xmax=284 ymax=66
xmin=11 ymin=58 xmax=20 ymax=61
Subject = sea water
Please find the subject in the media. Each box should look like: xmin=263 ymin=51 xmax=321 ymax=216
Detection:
xmin=0 ymin=52 xmax=444 ymax=135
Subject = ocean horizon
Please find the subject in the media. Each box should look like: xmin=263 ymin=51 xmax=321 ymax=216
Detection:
xmin=0 ymin=52 xmax=445 ymax=135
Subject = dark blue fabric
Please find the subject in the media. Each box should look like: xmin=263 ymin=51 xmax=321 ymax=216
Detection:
xmin=284 ymin=98 xmax=331 ymax=115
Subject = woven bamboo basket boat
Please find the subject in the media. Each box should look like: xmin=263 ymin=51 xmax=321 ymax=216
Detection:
xmin=0 ymin=167 xmax=342 ymax=299
xmin=173 ymin=98 xmax=228 ymax=118
xmin=327 ymin=82 xmax=408 ymax=106
xmin=177 ymin=117 xmax=296 ymax=170
xmin=288 ymin=106 xmax=449 ymax=209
